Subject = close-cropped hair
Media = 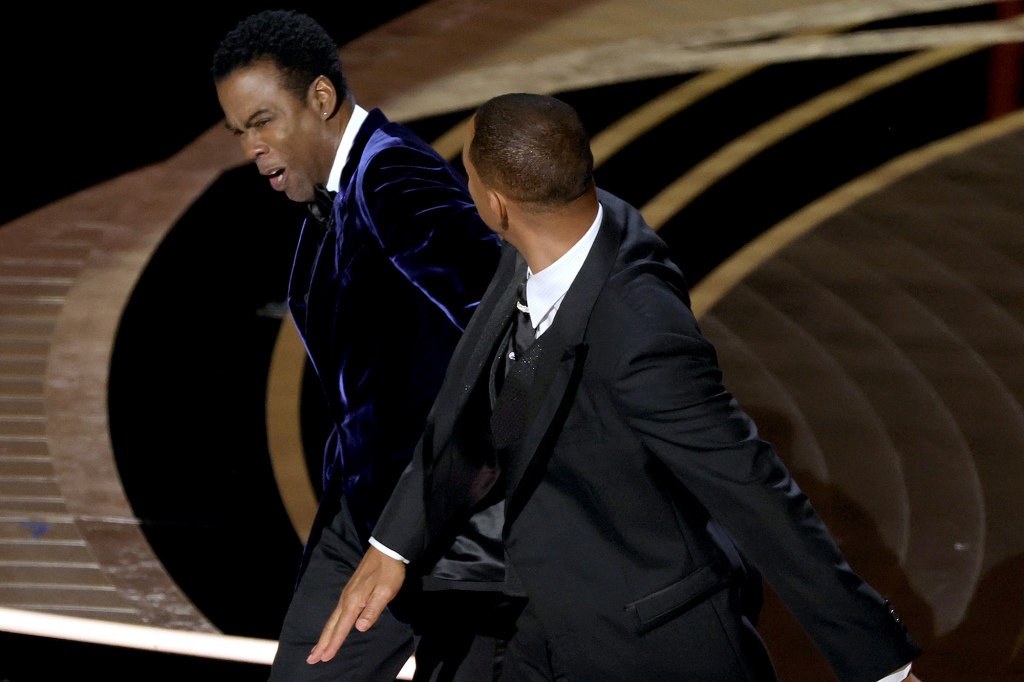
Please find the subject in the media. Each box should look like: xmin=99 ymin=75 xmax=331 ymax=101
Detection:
xmin=469 ymin=93 xmax=594 ymax=207
xmin=210 ymin=9 xmax=347 ymax=103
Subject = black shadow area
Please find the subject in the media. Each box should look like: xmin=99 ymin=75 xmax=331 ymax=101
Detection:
xmin=108 ymin=164 xmax=308 ymax=638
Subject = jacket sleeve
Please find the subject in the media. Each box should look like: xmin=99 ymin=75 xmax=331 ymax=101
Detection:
xmin=609 ymin=277 xmax=920 ymax=682
xmin=371 ymin=440 xmax=430 ymax=562
xmin=354 ymin=138 xmax=501 ymax=331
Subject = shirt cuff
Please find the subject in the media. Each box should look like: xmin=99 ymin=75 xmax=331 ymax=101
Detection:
xmin=877 ymin=663 xmax=912 ymax=682
xmin=368 ymin=536 xmax=410 ymax=564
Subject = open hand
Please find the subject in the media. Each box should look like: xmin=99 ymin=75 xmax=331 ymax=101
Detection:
xmin=306 ymin=545 xmax=407 ymax=664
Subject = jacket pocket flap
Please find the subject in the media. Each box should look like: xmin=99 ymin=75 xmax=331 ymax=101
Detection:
xmin=628 ymin=562 xmax=730 ymax=633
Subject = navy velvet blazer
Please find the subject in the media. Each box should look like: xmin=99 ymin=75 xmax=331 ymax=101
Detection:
xmin=287 ymin=108 xmax=501 ymax=577
xmin=375 ymin=190 xmax=920 ymax=681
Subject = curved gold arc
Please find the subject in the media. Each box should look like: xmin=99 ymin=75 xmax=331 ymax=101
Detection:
xmin=689 ymin=107 xmax=1024 ymax=320
xmin=640 ymin=44 xmax=982 ymax=230
xmin=432 ymin=118 xmax=474 ymax=161
xmin=430 ymin=69 xmax=759 ymax=166
xmin=265 ymin=317 xmax=318 ymax=544
xmin=430 ymin=26 xmax=847 ymax=167
xmin=589 ymin=67 xmax=761 ymax=167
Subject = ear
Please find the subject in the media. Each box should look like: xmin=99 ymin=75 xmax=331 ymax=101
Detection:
xmin=309 ymin=75 xmax=338 ymax=119
xmin=488 ymin=188 xmax=509 ymax=231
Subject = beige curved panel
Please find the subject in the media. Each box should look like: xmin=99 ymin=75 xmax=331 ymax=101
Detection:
xmin=265 ymin=319 xmax=318 ymax=544
xmin=383 ymin=10 xmax=1024 ymax=121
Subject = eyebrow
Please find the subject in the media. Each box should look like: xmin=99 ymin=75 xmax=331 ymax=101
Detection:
xmin=224 ymin=108 xmax=273 ymax=132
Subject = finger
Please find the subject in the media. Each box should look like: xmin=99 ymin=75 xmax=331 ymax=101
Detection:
xmin=354 ymin=604 xmax=381 ymax=633
xmin=307 ymin=606 xmax=359 ymax=664
xmin=354 ymin=584 xmax=398 ymax=632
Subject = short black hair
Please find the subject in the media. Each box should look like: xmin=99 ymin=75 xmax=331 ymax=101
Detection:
xmin=469 ymin=93 xmax=593 ymax=207
xmin=210 ymin=9 xmax=347 ymax=103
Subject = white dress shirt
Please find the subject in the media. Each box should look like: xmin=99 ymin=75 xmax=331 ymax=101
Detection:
xmin=325 ymin=103 xmax=369 ymax=192
xmin=521 ymin=203 xmax=603 ymax=337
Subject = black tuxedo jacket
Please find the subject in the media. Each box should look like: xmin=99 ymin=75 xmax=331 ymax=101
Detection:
xmin=374 ymin=189 xmax=920 ymax=681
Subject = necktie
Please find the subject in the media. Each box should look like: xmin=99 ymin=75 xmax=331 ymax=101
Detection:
xmin=306 ymin=183 xmax=337 ymax=230
xmin=490 ymin=277 xmax=536 ymax=444
xmin=510 ymin=278 xmax=535 ymax=366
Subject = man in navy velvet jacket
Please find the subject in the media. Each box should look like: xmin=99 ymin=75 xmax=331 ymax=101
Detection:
xmin=213 ymin=10 xmax=514 ymax=681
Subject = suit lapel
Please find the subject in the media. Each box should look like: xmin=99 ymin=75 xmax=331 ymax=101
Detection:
xmin=339 ymin=108 xmax=387 ymax=189
xmin=504 ymin=204 xmax=624 ymax=528
xmin=286 ymin=216 xmax=318 ymax=334
xmin=288 ymin=109 xmax=388 ymax=346
xmin=429 ymin=242 xmax=525 ymax=456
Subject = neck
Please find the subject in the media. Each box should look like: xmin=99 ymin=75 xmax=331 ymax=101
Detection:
xmin=317 ymin=97 xmax=356 ymax=187
xmin=333 ymin=96 xmax=355 ymax=132
xmin=508 ymin=189 xmax=599 ymax=274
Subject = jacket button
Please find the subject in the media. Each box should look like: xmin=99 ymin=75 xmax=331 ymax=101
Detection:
xmin=884 ymin=599 xmax=906 ymax=630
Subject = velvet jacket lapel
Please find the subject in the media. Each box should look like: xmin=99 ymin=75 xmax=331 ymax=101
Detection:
xmin=287 ymin=108 xmax=387 ymax=344
xmin=338 ymin=108 xmax=387 ymax=189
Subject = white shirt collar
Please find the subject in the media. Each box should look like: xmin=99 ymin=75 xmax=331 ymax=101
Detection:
xmin=325 ymin=104 xmax=369 ymax=193
xmin=525 ymin=201 xmax=603 ymax=337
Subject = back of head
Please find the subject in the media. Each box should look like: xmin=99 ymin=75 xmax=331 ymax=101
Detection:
xmin=469 ymin=93 xmax=594 ymax=208
xmin=210 ymin=9 xmax=347 ymax=102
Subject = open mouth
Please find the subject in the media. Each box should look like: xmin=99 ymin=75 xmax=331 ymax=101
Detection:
xmin=267 ymin=168 xmax=285 ymax=190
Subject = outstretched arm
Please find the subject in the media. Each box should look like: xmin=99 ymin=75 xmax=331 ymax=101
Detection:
xmin=609 ymin=278 xmax=920 ymax=682
xmin=306 ymin=546 xmax=407 ymax=664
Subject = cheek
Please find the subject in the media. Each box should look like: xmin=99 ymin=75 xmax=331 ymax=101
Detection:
xmin=272 ymin=116 xmax=312 ymax=157
xmin=467 ymin=189 xmax=489 ymax=220
xmin=467 ymin=183 xmax=488 ymax=215
xmin=477 ymin=206 xmax=502 ymax=233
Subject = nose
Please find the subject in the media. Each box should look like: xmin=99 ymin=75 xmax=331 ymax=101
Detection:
xmin=241 ymin=131 xmax=268 ymax=161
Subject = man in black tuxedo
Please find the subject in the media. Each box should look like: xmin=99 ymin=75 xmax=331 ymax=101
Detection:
xmin=309 ymin=93 xmax=923 ymax=682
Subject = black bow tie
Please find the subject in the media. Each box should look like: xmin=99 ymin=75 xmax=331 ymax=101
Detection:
xmin=307 ymin=183 xmax=337 ymax=229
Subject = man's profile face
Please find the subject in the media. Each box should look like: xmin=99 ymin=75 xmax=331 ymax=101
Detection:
xmin=215 ymin=60 xmax=333 ymax=203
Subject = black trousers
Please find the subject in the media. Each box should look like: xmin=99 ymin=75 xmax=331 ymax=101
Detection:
xmin=269 ymin=495 xmax=519 ymax=682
